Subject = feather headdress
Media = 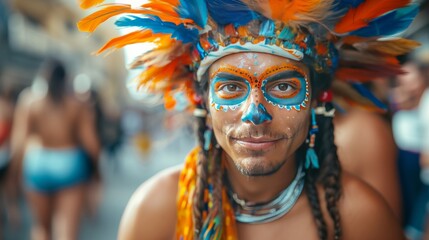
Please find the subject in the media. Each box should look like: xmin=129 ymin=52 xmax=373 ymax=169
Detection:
xmin=78 ymin=0 xmax=420 ymax=111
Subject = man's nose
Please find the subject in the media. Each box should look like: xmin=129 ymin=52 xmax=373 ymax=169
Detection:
xmin=241 ymin=102 xmax=272 ymax=125
xmin=241 ymin=88 xmax=273 ymax=125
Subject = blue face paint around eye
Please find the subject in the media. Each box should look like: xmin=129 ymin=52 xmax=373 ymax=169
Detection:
xmin=241 ymin=103 xmax=272 ymax=125
xmin=261 ymin=71 xmax=309 ymax=111
xmin=210 ymin=76 xmax=251 ymax=112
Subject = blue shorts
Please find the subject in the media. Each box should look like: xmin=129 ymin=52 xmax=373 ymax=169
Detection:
xmin=23 ymin=147 xmax=90 ymax=193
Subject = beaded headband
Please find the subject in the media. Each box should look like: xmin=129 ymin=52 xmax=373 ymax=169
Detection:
xmin=78 ymin=0 xmax=420 ymax=111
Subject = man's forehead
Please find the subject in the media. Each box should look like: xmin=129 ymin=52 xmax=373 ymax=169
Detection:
xmin=209 ymin=53 xmax=308 ymax=78
xmin=211 ymin=52 xmax=300 ymax=68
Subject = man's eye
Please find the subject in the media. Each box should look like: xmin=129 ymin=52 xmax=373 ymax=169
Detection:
xmin=267 ymin=80 xmax=301 ymax=99
xmin=215 ymin=82 xmax=247 ymax=99
xmin=222 ymin=84 xmax=241 ymax=92
xmin=273 ymin=83 xmax=292 ymax=92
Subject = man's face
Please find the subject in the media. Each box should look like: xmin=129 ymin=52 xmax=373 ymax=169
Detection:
xmin=207 ymin=52 xmax=311 ymax=176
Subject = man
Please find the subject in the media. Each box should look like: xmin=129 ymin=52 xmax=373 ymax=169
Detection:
xmin=78 ymin=0 xmax=419 ymax=239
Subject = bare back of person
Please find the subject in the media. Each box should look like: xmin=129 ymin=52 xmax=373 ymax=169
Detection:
xmin=29 ymin=94 xmax=81 ymax=148
xmin=118 ymin=165 xmax=404 ymax=240
xmin=20 ymin=91 xmax=98 ymax=240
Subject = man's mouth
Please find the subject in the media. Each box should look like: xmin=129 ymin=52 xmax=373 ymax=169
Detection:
xmin=232 ymin=137 xmax=283 ymax=150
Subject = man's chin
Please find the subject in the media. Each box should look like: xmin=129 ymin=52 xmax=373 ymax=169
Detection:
xmin=233 ymin=157 xmax=284 ymax=177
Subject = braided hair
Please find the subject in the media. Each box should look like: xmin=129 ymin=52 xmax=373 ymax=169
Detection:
xmin=191 ymin=63 xmax=342 ymax=239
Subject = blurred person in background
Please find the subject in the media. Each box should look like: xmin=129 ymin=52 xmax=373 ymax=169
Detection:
xmin=6 ymin=59 xmax=101 ymax=240
xmin=0 ymin=82 xmax=16 ymax=235
xmin=390 ymin=49 xmax=429 ymax=239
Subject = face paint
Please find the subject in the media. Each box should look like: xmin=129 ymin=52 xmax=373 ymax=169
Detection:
xmin=253 ymin=53 xmax=259 ymax=66
xmin=210 ymin=65 xmax=252 ymax=111
xmin=210 ymin=63 xmax=308 ymax=112
xmin=260 ymin=64 xmax=309 ymax=110
xmin=241 ymin=103 xmax=272 ymax=125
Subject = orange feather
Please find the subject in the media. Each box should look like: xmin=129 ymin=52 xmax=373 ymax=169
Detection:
xmin=142 ymin=1 xmax=179 ymax=17
xmin=80 ymin=0 xmax=104 ymax=9
xmin=242 ymin=0 xmax=331 ymax=26
xmin=77 ymin=4 xmax=145 ymax=33
xmin=358 ymin=39 xmax=420 ymax=56
xmin=335 ymin=0 xmax=411 ymax=34
xmin=97 ymin=30 xmax=156 ymax=54
xmin=78 ymin=4 xmax=194 ymax=33
xmin=335 ymin=67 xmax=400 ymax=82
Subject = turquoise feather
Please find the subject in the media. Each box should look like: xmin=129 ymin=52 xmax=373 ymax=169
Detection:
xmin=305 ymin=148 xmax=319 ymax=169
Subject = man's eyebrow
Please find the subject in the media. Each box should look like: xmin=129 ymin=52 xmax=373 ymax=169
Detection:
xmin=264 ymin=71 xmax=305 ymax=82
xmin=212 ymin=72 xmax=249 ymax=82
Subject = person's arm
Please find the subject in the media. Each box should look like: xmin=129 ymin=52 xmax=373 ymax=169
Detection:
xmin=76 ymin=102 xmax=101 ymax=177
xmin=335 ymin=109 xmax=402 ymax=220
xmin=118 ymin=166 xmax=180 ymax=240
xmin=7 ymin=90 xmax=33 ymax=186
xmin=340 ymin=174 xmax=405 ymax=240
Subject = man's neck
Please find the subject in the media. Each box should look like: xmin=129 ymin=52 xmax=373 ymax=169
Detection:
xmin=224 ymin=152 xmax=298 ymax=204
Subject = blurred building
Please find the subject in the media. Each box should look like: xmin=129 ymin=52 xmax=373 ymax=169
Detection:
xmin=0 ymin=0 xmax=128 ymax=114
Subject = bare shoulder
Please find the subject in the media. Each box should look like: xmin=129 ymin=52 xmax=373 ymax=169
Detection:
xmin=335 ymin=109 xmax=392 ymax=141
xmin=117 ymin=165 xmax=182 ymax=240
xmin=339 ymin=173 xmax=404 ymax=240
xmin=335 ymin=109 xmax=396 ymax=170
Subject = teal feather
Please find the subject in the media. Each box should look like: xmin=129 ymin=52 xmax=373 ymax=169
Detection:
xmin=203 ymin=129 xmax=212 ymax=151
xmin=350 ymin=4 xmax=419 ymax=37
xmin=306 ymin=148 xmax=319 ymax=169
xmin=177 ymin=0 xmax=208 ymax=28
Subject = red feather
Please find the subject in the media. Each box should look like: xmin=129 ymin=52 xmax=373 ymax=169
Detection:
xmin=335 ymin=0 xmax=411 ymax=34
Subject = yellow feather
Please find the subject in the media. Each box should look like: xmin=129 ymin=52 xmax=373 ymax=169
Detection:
xmin=355 ymin=39 xmax=421 ymax=56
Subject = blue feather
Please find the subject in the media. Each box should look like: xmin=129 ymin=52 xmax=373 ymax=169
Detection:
xmin=351 ymin=82 xmax=387 ymax=110
xmin=115 ymin=16 xmax=199 ymax=43
xmin=206 ymin=0 xmax=260 ymax=27
xmin=350 ymin=4 xmax=419 ymax=37
xmin=305 ymin=148 xmax=319 ymax=169
xmin=333 ymin=0 xmax=364 ymax=11
xmin=259 ymin=20 xmax=276 ymax=38
xmin=177 ymin=0 xmax=208 ymax=28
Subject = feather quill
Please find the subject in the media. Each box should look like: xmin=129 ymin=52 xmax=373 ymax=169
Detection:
xmin=335 ymin=0 xmax=411 ymax=34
